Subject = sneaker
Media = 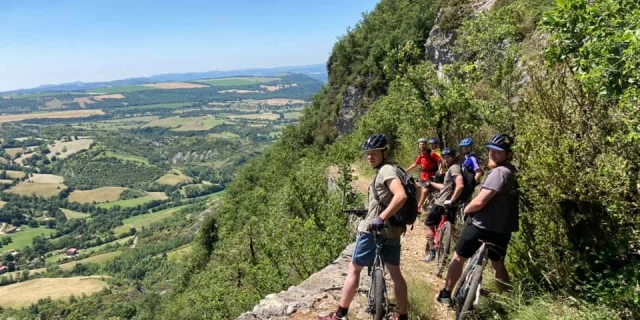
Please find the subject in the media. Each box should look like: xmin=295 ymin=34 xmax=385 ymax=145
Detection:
xmin=424 ymin=249 xmax=436 ymax=262
xmin=317 ymin=312 xmax=347 ymax=320
xmin=436 ymin=289 xmax=452 ymax=307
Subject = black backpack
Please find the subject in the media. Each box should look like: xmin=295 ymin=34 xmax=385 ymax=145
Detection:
xmin=459 ymin=164 xmax=477 ymax=203
xmin=371 ymin=164 xmax=418 ymax=227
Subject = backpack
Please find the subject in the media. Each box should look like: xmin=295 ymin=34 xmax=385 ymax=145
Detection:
xmin=371 ymin=164 xmax=418 ymax=227
xmin=459 ymin=164 xmax=477 ymax=203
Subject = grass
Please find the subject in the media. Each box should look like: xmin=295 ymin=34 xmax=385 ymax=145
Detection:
xmin=167 ymin=245 xmax=191 ymax=261
xmin=45 ymin=235 xmax=134 ymax=264
xmin=156 ymin=170 xmax=192 ymax=185
xmin=208 ymin=132 xmax=240 ymax=139
xmin=144 ymin=115 xmax=224 ymax=131
xmin=5 ymin=181 xmax=67 ymax=197
xmin=116 ymin=102 xmax=193 ymax=112
xmin=0 ymin=200 xmax=6 ymax=208
xmin=226 ymin=113 xmax=281 ymax=120
xmin=1 ymin=226 xmax=56 ymax=252
xmin=195 ymin=76 xmax=280 ymax=86
xmin=4 ymin=170 xmax=26 ymax=179
xmin=96 ymin=194 xmax=164 ymax=209
xmin=113 ymin=205 xmax=188 ymax=235
xmin=89 ymin=85 xmax=157 ymax=94
xmin=68 ymin=186 xmax=128 ymax=204
xmin=59 ymin=251 xmax=122 ymax=271
xmin=60 ymin=208 xmax=91 ymax=220
xmin=283 ymin=111 xmax=303 ymax=119
xmin=101 ymin=151 xmax=149 ymax=164
xmin=0 ymin=276 xmax=109 ymax=308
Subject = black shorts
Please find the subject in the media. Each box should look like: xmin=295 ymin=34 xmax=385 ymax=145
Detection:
xmin=456 ymin=224 xmax=511 ymax=261
xmin=424 ymin=205 xmax=456 ymax=226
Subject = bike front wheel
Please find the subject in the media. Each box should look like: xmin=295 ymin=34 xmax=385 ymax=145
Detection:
xmin=457 ymin=263 xmax=484 ymax=320
xmin=434 ymin=221 xmax=452 ymax=277
xmin=372 ymin=267 xmax=386 ymax=320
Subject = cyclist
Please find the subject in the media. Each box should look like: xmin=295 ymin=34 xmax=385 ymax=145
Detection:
xmin=405 ymin=138 xmax=442 ymax=212
xmin=437 ymin=134 xmax=519 ymax=306
xmin=422 ymin=148 xmax=464 ymax=262
xmin=459 ymin=138 xmax=483 ymax=184
xmin=319 ymin=134 xmax=408 ymax=320
xmin=428 ymin=137 xmax=441 ymax=156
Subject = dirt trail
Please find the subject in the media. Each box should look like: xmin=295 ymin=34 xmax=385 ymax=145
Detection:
xmin=291 ymin=166 xmax=454 ymax=319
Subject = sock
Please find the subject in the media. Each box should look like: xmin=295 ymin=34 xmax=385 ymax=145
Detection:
xmin=336 ymin=306 xmax=349 ymax=318
xmin=398 ymin=314 xmax=408 ymax=320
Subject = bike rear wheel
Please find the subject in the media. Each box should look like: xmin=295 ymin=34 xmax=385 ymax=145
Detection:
xmin=373 ymin=268 xmax=386 ymax=320
xmin=457 ymin=266 xmax=484 ymax=320
xmin=434 ymin=221 xmax=452 ymax=277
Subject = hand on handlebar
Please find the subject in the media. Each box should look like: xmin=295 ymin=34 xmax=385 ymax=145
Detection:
xmin=368 ymin=217 xmax=385 ymax=232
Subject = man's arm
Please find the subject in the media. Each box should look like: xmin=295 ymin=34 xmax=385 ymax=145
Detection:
xmin=470 ymin=156 xmax=484 ymax=183
xmin=474 ymin=170 xmax=483 ymax=184
xmin=379 ymin=179 xmax=407 ymax=220
xmin=430 ymin=181 xmax=443 ymax=191
xmin=463 ymin=188 xmax=497 ymax=214
xmin=405 ymin=163 xmax=418 ymax=173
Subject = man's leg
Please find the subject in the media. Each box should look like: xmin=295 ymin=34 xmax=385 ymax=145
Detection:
xmin=423 ymin=206 xmax=441 ymax=261
xmin=338 ymin=261 xmax=364 ymax=309
xmin=490 ymin=260 xmax=510 ymax=292
xmin=386 ymin=264 xmax=408 ymax=315
xmin=444 ymin=253 xmax=467 ymax=292
xmin=418 ymin=184 xmax=428 ymax=210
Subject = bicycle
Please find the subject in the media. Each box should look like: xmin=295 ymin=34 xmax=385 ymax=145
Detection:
xmin=433 ymin=213 xmax=452 ymax=277
xmin=452 ymin=240 xmax=505 ymax=320
xmin=343 ymin=210 xmax=391 ymax=320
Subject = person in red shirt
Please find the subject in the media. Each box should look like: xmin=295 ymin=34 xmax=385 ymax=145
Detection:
xmin=405 ymin=138 xmax=443 ymax=211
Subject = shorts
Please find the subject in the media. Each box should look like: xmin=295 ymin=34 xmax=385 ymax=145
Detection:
xmin=424 ymin=205 xmax=456 ymax=226
xmin=352 ymin=232 xmax=401 ymax=266
xmin=456 ymin=224 xmax=511 ymax=261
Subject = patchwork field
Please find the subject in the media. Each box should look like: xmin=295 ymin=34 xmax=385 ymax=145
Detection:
xmin=242 ymin=98 xmax=307 ymax=106
xmin=60 ymin=208 xmax=91 ymax=220
xmin=5 ymin=170 xmax=26 ymax=179
xmin=114 ymin=205 xmax=187 ymax=235
xmin=283 ymin=111 xmax=303 ymax=119
xmin=99 ymin=151 xmax=149 ymax=164
xmin=47 ymin=138 xmax=93 ymax=159
xmin=89 ymin=85 xmax=156 ymax=94
xmin=0 ymin=276 xmax=109 ymax=308
xmin=156 ymin=171 xmax=192 ymax=185
xmin=195 ymin=76 xmax=280 ymax=86
xmin=1 ymin=226 xmax=56 ymax=252
xmin=218 ymin=89 xmax=262 ymax=93
xmin=96 ymin=192 xmax=167 ymax=209
xmin=74 ymin=94 xmax=125 ymax=107
xmin=259 ymin=83 xmax=298 ymax=91
xmin=68 ymin=186 xmax=128 ymax=204
xmin=0 ymin=110 xmax=104 ymax=123
xmin=143 ymin=115 xmax=224 ymax=131
xmin=27 ymin=174 xmax=64 ymax=184
xmin=4 ymin=147 xmax=36 ymax=159
xmin=143 ymin=82 xmax=208 ymax=89
xmin=0 ymin=179 xmax=13 ymax=184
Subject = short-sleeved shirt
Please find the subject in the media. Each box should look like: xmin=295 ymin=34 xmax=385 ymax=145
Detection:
xmin=471 ymin=164 xmax=519 ymax=234
xmin=435 ymin=164 xmax=461 ymax=206
xmin=414 ymin=151 xmax=442 ymax=182
xmin=462 ymin=153 xmax=481 ymax=172
xmin=358 ymin=164 xmax=406 ymax=239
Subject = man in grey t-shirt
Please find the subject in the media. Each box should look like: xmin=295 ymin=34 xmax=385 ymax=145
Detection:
xmin=422 ymin=148 xmax=464 ymax=262
xmin=437 ymin=134 xmax=519 ymax=306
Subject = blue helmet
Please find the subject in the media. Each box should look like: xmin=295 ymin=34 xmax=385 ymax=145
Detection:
xmin=441 ymin=147 xmax=456 ymax=156
xmin=427 ymin=137 xmax=439 ymax=144
xmin=459 ymin=138 xmax=474 ymax=147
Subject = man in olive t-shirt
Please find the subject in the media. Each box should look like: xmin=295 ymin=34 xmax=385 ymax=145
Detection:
xmin=437 ymin=134 xmax=519 ymax=306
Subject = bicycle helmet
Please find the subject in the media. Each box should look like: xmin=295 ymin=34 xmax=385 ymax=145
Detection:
xmin=427 ymin=137 xmax=439 ymax=144
xmin=362 ymin=134 xmax=389 ymax=151
xmin=418 ymin=138 xmax=429 ymax=144
xmin=486 ymin=134 xmax=513 ymax=152
xmin=441 ymin=147 xmax=456 ymax=156
xmin=459 ymin=138 xmax=473 ymax=147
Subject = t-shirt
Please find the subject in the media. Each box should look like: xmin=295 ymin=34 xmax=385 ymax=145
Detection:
xmin=462 ymin=153 xmax=481 ymax=172
xmin=358 ymin=164 xmax=406 ymax=239
xmin=471 ymin=164 xmax=519 ymax=234
xmin=435 ymin=164 xmax=461 ymax=206
xmin=414 ymin=151 xmax=442 ymax=182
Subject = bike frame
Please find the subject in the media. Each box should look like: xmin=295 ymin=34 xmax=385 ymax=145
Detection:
xmin=366 ymin=231 xmax=389 ymax=317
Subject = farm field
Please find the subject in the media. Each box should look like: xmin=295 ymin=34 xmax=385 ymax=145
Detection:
xmin=4 ymin=170 xmax=26 ymax=179
xmin=143 ymin=115 xmax=224 ymax=131
xmin=96 ymin=192 xmax=167 ymax=209
xmin=0 ymin=110 xmax=104 ymax=123
xmin=60 ymin=208 xmax=91 ymax=220
xmin=5 ymin=174 xmax=66 ymax=197
xmin=89 ymin=85 xmax=156 ymax=94
xmin=156 ymin=171 xmax=192 ymax=185
xmin=59 ymin=251 xmax=123 ymax=271
xmin=195 ymin=76 xmax=280 ymax=86
xmin=283 ymin=111 xmax=303 ymax=119
xmin=68 ymin=186 xmax=128 ymax=204
xmin=113 ymin=205 xmax=188 ymax=235
xmin=0 ymin=276 xmax=109 ymax=308
xmin=143 ymin=82 xmax=208 ymax=89
xmin=1 ymin=226 xmax=56 ymax=252
xmin=227 ymin=113 xmax=280 ymax=121
xmin=96 ymin=151 xmax=150 ymax=164
xmin=0 ymin=200 xmax=6 ymax=208
xmin=47 ymin=138 xmax=93 ymax=159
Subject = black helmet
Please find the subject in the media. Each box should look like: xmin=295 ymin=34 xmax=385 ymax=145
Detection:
xmin=486 ymin=134 xmax=513 ymax=152
xmin=428 ymin=137 xmax=439 ymax=144
xmin=441 ymin=147 xmax=456 ymax=156
xmin=362 ymin=134 xmax=389 ymax=151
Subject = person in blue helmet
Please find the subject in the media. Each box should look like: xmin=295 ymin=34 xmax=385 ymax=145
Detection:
xmin=459 ymin=138 xmax=483 ymax=184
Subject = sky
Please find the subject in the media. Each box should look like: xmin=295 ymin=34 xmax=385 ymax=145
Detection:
xmin=0 ymin=0 xmax=379 ymax=91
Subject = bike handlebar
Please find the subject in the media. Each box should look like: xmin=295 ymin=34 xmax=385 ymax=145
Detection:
xmin=343 ymin=209 xmax=367 ymax=217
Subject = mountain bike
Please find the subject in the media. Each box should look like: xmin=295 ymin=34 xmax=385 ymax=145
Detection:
xmin=453 ymin=240 xmax=504 ymax=320
xmin=433 ymin=213 xmax=452 ymax=277
xmin=366 ymin=230 xmax=391 ymax=320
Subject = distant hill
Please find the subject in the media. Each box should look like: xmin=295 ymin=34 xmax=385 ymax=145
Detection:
xmin=3 ymin=64 xmax=327 ymax=95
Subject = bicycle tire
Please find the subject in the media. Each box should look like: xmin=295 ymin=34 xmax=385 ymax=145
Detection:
xmin=453 ymin=245 xmax=483 ymax=303
xmin=457 ymin=266 xmax=483 ymax=320
xmin=434 ymin=221 xmax=452 ymax=277
xmin=373 ymin=268 xmax=386 ymax=320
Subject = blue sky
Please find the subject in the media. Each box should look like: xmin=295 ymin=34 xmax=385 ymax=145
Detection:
xmin=0 ymin=0 xmax=379 ymax=91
